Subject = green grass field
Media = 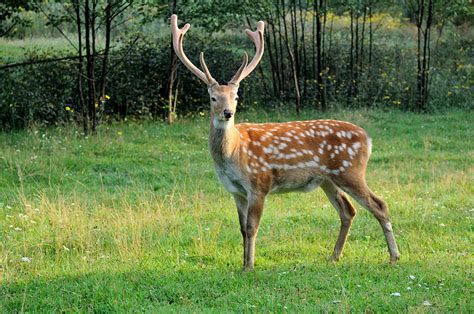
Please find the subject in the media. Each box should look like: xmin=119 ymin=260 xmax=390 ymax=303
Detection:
xmin=0 ymin=109 xmax=472 ymax=312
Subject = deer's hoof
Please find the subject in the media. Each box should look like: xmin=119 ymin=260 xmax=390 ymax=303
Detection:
xmin=329 ymin=255 xmax=340 ymax=262
xmin=389 ymin=254 xmax=400 ymax=265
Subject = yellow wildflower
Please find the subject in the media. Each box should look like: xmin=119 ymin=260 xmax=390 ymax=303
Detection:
xmin=117 ymin=131 xmax=123 ymax=136
xmin=105 ymin=94 xmax=111 ymax=100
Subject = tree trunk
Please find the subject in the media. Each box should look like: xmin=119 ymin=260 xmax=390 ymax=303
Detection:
xmin=84 ymin=0 xmax=96 ymax=133
xmin=282 ymin=0 xmax=300 ymax=114
xmin=73 ymin=0 xmax=87 ymax=134
xmin=348 ymin=9 xmax=355 ymax=104
xmin=315 ymin=0 xmax=326 ymax=111
xmin=98 ymin=2 xmax=112 ymax=103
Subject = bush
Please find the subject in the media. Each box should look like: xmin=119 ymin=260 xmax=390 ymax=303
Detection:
xmin=0 ymin=23 xmax=472 ymax=131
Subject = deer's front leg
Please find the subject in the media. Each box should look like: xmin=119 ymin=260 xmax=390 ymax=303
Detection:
xmin=233 ymin=194 xmax=248 ymax=265
xmin=244 ymin=193 xmax=266 ymax=270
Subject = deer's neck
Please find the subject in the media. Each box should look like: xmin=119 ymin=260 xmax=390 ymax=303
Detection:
xmin=209 ymin=115 xmax=240 ymax=165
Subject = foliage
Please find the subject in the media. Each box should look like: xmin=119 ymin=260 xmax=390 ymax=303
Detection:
xmin=0 ymin=110 xmax=472 ymax=311
xmin=0 ymin=0 xmax=35 ymax=36
xmin=0 ymin=1 xmax=473 ymax=130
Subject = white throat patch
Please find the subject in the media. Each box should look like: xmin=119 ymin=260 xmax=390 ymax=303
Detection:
xmin=213 ymin=117 xmax=234 ymax=129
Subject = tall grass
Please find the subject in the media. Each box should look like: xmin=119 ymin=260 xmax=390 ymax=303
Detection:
xmin=0 ymin=109 xmax=472 ymax=311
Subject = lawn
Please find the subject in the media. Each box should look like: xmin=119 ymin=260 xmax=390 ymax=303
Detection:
xmin=0 ymin=109 xmax=472 ymax=312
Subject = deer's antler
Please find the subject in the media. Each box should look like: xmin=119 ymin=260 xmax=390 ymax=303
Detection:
xmin=228 ymin=21 xmax=265 ymax=86
xmin=171 ymin=14 xmax=217 ymax=86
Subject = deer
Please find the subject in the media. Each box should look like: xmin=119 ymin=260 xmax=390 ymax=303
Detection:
xmin=171 ymin=14 xmax=400 ymax=270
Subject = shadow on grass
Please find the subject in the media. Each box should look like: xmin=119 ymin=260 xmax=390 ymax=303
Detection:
xmin=2 ymin=258 xmax=470 ymax=312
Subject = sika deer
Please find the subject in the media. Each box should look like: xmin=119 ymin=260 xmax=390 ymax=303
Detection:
xmin=171 ymin=14 xmax=400 ymax=270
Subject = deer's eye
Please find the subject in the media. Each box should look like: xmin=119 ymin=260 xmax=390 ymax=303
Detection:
xmin=235 ymin=97 xmax=239 ymax=101
xmin=211 ymin=97 xmax=217 ymax=102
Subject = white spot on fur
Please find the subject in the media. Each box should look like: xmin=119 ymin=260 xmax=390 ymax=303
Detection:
xmin=318 ymin=148 xmax=324 ymax=155
xmin=278 ymin=143 xmax=288 ymax=149
xmin=353 ymin=142 xmax=361 ymax=149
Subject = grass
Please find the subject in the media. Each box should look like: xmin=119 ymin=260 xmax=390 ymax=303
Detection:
xmin=0 ymin=109 xmax=473 ymax=312
xmin=0 ymin=37 xmax=76 ymax=64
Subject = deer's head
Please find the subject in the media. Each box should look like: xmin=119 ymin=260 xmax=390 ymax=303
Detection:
xmin=171 ymin=15 xmax=264 ymax=128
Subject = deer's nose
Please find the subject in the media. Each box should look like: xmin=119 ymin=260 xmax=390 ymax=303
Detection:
xmin=223 ymin=109 xmax=233 ymax=120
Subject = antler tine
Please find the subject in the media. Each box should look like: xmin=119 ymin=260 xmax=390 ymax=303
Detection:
xmin=230 ymin=21 xmax=265 ymax=85
xmin=200 ymin=52 xmax=218 ymax=87
xmin=228 ymin=52 xmax=249 ymax=86
xmin=171 ymin=14 xmax=217 ymax=85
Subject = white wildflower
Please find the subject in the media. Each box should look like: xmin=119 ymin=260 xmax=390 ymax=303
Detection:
xmin=390 ymin=292 xmax=401 ymax=297
xmin=20 ymin=257 xmax=32 ymax=263
xmin=422 ymin=301 xmax=432 ymax=306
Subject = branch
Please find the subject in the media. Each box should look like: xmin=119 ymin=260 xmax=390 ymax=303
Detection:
xmin=39 ymin=6 xmax=78 ymax=52
xmin=0 ymin=21 xmax=19 ymax=37
xmin=0 ymin=51 xmax=106 ymax=71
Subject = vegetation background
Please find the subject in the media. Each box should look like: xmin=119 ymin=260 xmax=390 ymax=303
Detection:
xmin=0 ymin=0 xmax=473 ymax=312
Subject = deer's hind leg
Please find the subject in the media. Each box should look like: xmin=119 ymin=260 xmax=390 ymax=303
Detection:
xmin=321 ymin=180 xmax=357 ymax=261
xmin=339 ymin=178 xmax=400 ymax=264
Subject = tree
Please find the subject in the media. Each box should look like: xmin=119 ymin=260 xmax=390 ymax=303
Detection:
xmin=0 ymin=0 xmax=35 ymax=37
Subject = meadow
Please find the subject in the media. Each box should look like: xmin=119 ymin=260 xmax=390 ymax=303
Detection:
xmin=0 ymin=109 xmax=472 ymax=312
